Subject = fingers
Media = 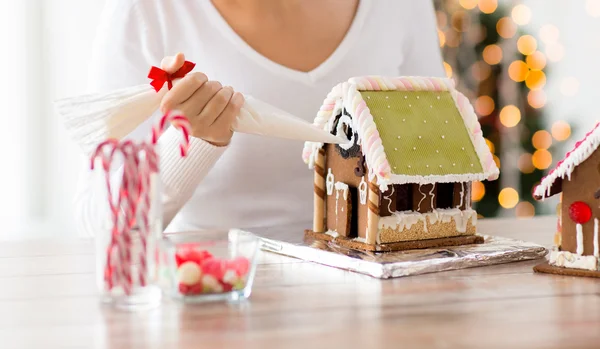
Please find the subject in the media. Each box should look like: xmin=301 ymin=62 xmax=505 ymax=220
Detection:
xmin=160 ymin=52 xmax=186 ymax=73
xmin=176 ymin=80 xmax=223 ymax=118
xmin=160 ymin=72 xmax=208 ymax=114
xmin=212 ymin=92 xmax=245 ymax=131
xmin=198 ymin=86 xmax=234 ymax=127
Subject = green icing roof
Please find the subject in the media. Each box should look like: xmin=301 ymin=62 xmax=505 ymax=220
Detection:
xmin=360 ymin=90 xmax=484 ymax=177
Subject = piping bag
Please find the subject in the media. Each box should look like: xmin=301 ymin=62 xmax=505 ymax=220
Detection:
xmin=55 ymin=60 xmax=346 ymax=155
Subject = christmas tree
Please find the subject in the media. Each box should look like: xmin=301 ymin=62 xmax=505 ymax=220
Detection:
xmin=434 ymin=0 xmax=572 ymax=217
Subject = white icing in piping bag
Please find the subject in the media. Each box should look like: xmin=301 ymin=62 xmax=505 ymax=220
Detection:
xmin=56 ymin=82 xmax=347 ymax=155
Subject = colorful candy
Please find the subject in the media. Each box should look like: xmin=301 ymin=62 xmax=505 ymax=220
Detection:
xmin=174 ymin=246 xmax=251 ymax=296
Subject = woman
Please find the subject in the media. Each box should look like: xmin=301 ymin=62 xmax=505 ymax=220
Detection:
xmin=76 ymin=0 xmax=444 ymax=235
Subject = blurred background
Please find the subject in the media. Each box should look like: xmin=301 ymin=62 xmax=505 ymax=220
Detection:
xmin=0 ymin=0 xmax=596 ymax=239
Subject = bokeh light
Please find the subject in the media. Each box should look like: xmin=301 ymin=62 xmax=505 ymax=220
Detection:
xmin=451 ymin=11 xmax=471 ymax=32
xmin=471 ymin=61 xmax=491 ymax=82
xmin=499 ymin=188 xmax=519 ymax=209
xmin=460 ymin=0 xmax=479 ymax=10
xmin=446 ymin=30 xmax=461 ymax=48
xmin=508 ymin=61 xmax=529 ymax=82
xmin=479 ymin=0 xmax=498 ymax=14
xmin=527 ymin=90 xmax=547 ymax=109
xmin=475 ymin=95 xmax=495 ymax=116
xmin=438 ymin=30 xmax=446 ymax=47
xmin=483 ymin=44 xmax=503 ymax=65
xmin=516 ymin=202 xmax=536 ymax=218
xmin=511 ymin=4 xmax=532 ymax=25
xmin=499 ymin=105 xmax=521 ymax=127
xmin=560 ymin=77 xmax=580 ymax=96
xmin=493 ymin=154 xmax=501 ymax=168
xmin=518 ymin=153 xmax=535 ymax=174
xmin=526 ymin=70 xmax=546 ymax=90
xmin=472 ymin=181 xmax=486 ymax=202
xmin=496 ymin=17 xmax=517 ymax=39
xmin=539 ymin=24 xmax=560 ymax=44
xmin=436 ymin=11 xmax=448 ymax=28
xmin=532 ymin=149 xmax=553 ymax=169
xmin=517 ymin=35 xmax=537 ymax=55
xmin=444 ymin=61 xmax=453 ymax=78
xmin=546 ymin=43 xmax=565 ymax=62
xmin=532 ymin=130 xmax=552 ymax=150
xmin=586 ymin=0 xmax=600 ymax=17
xmin=484 ymin=138 xmax=495 ymax=153
xmin=551 ymin=121 xmax=572 ymax=141
xmin=467 ymin=24 xmax=487 ymax=44
xmin=526 ymin=51 xmax=547 ymax=70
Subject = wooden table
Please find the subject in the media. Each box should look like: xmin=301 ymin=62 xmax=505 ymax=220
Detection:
xmin=0 ymin=216 xmax=599 ymax=349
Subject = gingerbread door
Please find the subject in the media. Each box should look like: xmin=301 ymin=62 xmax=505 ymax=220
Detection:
xmin=335 ymin=186 xmax=352 ymax=237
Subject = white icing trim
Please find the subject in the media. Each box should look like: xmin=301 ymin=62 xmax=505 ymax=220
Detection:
xmin=417 ymin=185 xmax=426 ymax=212
xmin=576 ymin=223 xmax=584 ymax=255
xmin=595 ymin=218 xmax=599 ymax=258
xmin=334 ymin=182 xmax=349 ymax=201
xmin=457 ymin=182 xmax=465 ymax=209
xmin=548 ymin=250 xmax=599 ymax=271
xmin=359 ymin=177 xmax=367 ymax=205
xmin=326 ymin=169 xmax=334 ymax=195
xmin=325 ymin=230 xmax=339 ymax=238
xmin=302 ymin=76 xmax=499 ymax=192
xmin=335 ymin=114 xmax=355 ymax=150
xmin=428 ymin=185 xmax=435 ymax=211
xmin=378 ymin=208 xmax=477 ymax=234
xmin=534 ymin=122 xmax=600 ymax=199
xmin=383 ymin=185 xmax=396 ymax=214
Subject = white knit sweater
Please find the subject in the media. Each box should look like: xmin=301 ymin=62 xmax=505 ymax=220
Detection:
xmin=75 ymin=0 xmax=445 ymax=235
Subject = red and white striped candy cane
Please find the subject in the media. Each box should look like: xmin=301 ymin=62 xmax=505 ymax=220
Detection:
xmin=151 ymin=109 xmax=192 ymax=156
xmin=91 ymin=111 xmax=191 ymax=295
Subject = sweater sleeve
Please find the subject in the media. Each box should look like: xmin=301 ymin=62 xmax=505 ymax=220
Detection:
xmin=400 ymin=0 xmax=446 ymax=77
xmin=74 ymin=0 xmax=226 ymax=237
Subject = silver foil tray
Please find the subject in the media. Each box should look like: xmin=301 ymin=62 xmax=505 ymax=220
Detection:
xmin=253 ymin=224 xmax=547 ymax=279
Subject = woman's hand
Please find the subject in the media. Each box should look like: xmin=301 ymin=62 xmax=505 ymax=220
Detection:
xmin=159 ymin=53 xmax=244 ymax=147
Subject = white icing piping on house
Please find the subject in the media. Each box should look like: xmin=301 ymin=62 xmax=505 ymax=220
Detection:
xmin=458 ymin=182 xmax=464 ymax=209
xmin=548 ymin=250 xmax=599 ymax=271
xmin=534 ymin=122 xmax=600 ymax=199
xmin=326 ymin=169 xmax=334 ymax=195
xmin=384 ymin=186 xmax=395 ymax=214
xmin=428 ymin=185 xmax=436 ymax=211
xmin=359 ymin=177 xmax=367 ymax=205
xmin=576 ymin=223 xmax=584 ymax=255
xmin=417 ymin=185 xmax=426 ymax=211
xmin=378 ymin=208 xmax=477 ymax=233
xmin=334 ymin=182 xmax=349 ymax=200
xmin=595 ymin=218 xmax=599 ymax=258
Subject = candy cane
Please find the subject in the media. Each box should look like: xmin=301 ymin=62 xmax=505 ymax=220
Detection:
xmin=91 ymin=111 xmax=191 ymax=295
xmin=151 ymin=110 xmax=192 ymax=156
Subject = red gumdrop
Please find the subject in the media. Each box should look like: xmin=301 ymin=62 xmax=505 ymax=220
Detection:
xmin=201 ymin=258 xmax=227 ymax=279
xmin=221 ymin=281 xmax=233 ymax=292
xmin=230 ymin=257 xmax=251 ymax=276
xmin=178 ymin=283 xmax=190 ymax=295
xmin=175 ymin=249 xmax=214 ymax=267
xmin=569 ymin=201 xmax=592 ymax=224
xmin=188 ymin=282 xmax=204 ymax=295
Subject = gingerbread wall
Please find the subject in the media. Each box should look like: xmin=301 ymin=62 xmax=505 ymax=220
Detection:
xmin=325 ymin=144 xmax=368 ymax=239
xmin=560 ymin=148 xmax=600 ymax=255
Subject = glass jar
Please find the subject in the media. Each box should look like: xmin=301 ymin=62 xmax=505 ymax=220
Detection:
xmin=92 ymin=153 xmax=163 ymax=310
xmin=158 ymin=229 xmax=260 ymax=303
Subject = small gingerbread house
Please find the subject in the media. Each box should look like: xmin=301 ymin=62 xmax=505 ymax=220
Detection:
xmin=534 ymin=122 xmax=600 ymax=276
xmin=302 ymin=76 xmax=499 ymax=251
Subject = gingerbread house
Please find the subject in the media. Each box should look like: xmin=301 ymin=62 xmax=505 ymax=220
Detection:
xmin=533 ymin=122 xmax=600 ymax=277
xmin=302 ymin=76 xmax=499 ymax=252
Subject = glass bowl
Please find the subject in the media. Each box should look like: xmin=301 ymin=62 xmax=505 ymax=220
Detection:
xmin=158 ymin=229 xmax=260 ymax=303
